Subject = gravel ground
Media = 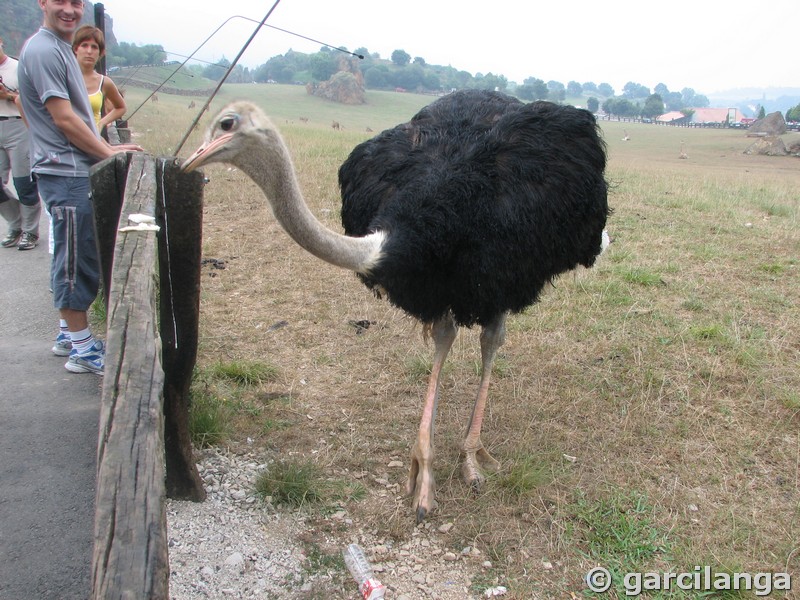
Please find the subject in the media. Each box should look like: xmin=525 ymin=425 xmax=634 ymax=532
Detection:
xmin=167 ymin=448 xmax=503 ymax=599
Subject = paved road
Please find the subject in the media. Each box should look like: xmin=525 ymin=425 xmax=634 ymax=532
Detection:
xmin=0 ymin=223 xmax=98 ymax=600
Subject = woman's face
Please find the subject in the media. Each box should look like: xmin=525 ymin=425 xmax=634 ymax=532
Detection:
xmin=74 ymin=38 xmax=101 ymax=69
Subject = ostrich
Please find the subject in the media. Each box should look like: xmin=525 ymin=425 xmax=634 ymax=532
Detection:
xmin=182 ymin=90 xmax=610 ymax=522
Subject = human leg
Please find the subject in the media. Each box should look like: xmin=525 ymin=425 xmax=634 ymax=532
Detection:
xmin=16 ymin=178 xmax=41 ymax=250
xmin=38 ymin=175 xmax=100 ymax=310
xmin=52 ymin=317 xmax=73 ymax=356
xmin=36 ymin=174 xmax=103 ymax=373
xmin=8 ymin=120 xmax=41 ymax=250
xmin=60 ymin=307 xmax=90 ymax=332
xmin=0 ymin=149 xmax=22 ymax=244
xmin=0 ymin=195 xmax=22 ymax=245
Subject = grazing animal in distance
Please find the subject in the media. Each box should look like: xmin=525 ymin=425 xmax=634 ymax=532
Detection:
xmin=181 ymin=90 xmax=610 ymax=522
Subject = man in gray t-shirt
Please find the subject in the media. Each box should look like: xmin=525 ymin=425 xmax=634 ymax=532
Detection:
xmin=18 ymin=0 xmax=141 ymax=375
xmin=18 ymin=25 xmax=96 ymax=177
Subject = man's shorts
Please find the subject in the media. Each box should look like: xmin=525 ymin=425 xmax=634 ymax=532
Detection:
xmin=35 ymin=174 xmax=99 ymax=312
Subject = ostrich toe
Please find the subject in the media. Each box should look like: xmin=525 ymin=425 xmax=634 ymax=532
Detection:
xmin=406 ymin=444 xmax=436 ymax=522
xmin=461 ymin=445 xmax=501 ymax=492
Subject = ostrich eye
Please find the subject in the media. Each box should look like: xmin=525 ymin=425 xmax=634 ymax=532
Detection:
xmin=219 ymin=115 xmax=239 ymax=132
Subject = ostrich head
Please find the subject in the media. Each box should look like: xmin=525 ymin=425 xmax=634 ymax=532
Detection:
xmin=182 ymin=101 xmax=284 ymax=173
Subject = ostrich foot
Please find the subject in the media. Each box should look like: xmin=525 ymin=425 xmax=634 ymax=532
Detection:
xmin=461 ymin=445 xmax=501 ymax=493
xmin=406 ymin=444 xmax=436 ymax=523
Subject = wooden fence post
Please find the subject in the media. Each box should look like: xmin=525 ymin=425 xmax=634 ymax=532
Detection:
xmin=156 ymin=158 xmax=206 ymax=501
xmin=91 ymin=153 xmax=169 ymax=598
xmin=90 ymin=153 xmax=129 ymax=304
xmin=107 ymin=121 xmax=132 ymax=145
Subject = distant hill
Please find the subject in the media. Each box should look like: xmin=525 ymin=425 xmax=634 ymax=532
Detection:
xmin=0 ymin=0 xmax=115 ymax=56
xmin=707 ymin=87 xmax=800 ymax=117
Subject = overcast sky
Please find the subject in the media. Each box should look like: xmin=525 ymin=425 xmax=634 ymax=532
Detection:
xmin=104 ymin=0 xmax=796 ymax=96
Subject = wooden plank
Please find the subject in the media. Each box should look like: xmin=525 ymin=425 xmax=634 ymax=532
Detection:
xmin=156 ymin=158 xmax=207 ymax=501
xmin=91 ymin=153 xmax=169 ymax=599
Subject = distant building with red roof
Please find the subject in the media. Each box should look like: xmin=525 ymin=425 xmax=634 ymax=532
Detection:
xmin=691 ymin=107 xmax=745 ymax=124
xmin=656 ymin=107 xmax=746 ymax=126
xmin=656 ymin=111 xmax=686 ymax=124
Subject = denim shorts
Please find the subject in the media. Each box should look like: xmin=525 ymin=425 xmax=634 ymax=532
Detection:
xmin=35 ymin=174 xmax=99 ymax=311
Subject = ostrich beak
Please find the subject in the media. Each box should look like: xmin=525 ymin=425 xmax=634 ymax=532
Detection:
xmin=181 ymin=132 xmax=235 ymax=172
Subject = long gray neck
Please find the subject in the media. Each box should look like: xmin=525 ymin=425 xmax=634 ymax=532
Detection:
xmin=239 ymin=140 xmax=383 ymax=274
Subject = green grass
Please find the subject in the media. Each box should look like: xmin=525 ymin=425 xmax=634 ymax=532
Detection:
xmin=403 ymin=354 xmax=434 ymax=381
xmin=89 ymin=291 xmax=107 ymax=329
xmin=496 ymin=453 xmax=560 ymax=497
xmin=570 ymin=491 xmax=672 ymax=597
xmin=255 ymin=459 xmax=325 ymax=507
xmin=759 ymin=262 xmax=786 ymax=275
xmin=688 ymin=323 xmax=725 ymax=341
xmin=781 ymin=391 xmax=800 ymax=410
xmin=188 ymin=385 xmax=231 ymax=447
xmin=254 ymin=458 xmax=367 ymax=509
xmin=205 ymin=359 xmax=278 ymax=386
xmin=471 ymin=354 xmax=512 ymax=377
xmin=188 ymin=359 xmax=281 ymax=447
xmin=618 ymin=267 xmax=665 ymax=287
xmin=681 ymin=297 xmax=705 ymax=312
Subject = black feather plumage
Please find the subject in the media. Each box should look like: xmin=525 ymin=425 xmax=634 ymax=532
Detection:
xmin=339 ymin=89 xmax=609 ymax=327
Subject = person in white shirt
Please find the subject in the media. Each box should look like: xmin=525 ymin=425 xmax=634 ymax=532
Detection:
xmin=0 ymin=35 xmax=41 ymax=251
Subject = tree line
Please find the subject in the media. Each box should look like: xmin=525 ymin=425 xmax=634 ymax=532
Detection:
xmin=108 ymin=43 xmax=800 ymax=121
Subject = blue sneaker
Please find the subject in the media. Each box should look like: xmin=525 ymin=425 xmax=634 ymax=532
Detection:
xmin=65 ymin=340 xmax=105 ymax=375
xmin=52 ymin=332 xmax=73 ymax=357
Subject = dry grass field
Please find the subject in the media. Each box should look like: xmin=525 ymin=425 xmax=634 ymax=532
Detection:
xmin=127 ymin=84 xmax=799 ymax=598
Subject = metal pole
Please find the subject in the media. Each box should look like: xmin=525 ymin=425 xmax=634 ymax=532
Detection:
xmin=94 ymin=2 xmax=106 ymax=75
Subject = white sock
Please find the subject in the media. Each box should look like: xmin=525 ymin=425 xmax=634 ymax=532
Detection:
xmin=59 ymin=319 xmax=69 ymax=337
xmin=70 ymin=328 xmax=95 ymax=354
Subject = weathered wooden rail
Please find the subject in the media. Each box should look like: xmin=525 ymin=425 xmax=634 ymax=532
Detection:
xmin=88 ymin=149 xmax=205 ymax=599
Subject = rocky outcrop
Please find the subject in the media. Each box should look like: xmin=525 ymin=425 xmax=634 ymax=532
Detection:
xmin=307 ymin=71 xmax=366 ymax=105
xmin=743 ymin=136 xmax=788 ymax=156
xmin=748 ymin=111 xmax=787 ymax=136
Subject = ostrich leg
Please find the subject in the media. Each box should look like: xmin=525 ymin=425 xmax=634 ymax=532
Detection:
xmin=407 ymin=313 xmax=458 ymax=523
xmin=461 ymin=312 xmax=507 ymax=490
